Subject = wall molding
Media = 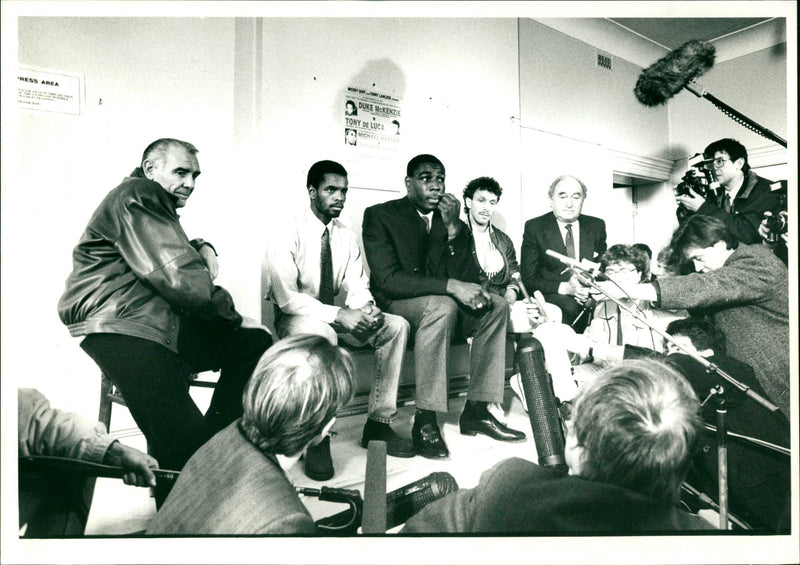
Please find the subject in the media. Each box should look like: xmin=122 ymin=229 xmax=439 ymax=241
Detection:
xmin=608 ymin=148 xmax=673 ymax=181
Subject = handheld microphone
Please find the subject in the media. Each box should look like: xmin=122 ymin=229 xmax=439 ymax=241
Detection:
xmin=634 ymin=39 xmax=715 ymax=106
xmin=515 ymin=336 xmax=569 ymax=475
xmin=313 ymin=472 xmax=459 ymax=531
xmin=511 ymin=272 xmax=550 ymax=324
xmin=385 ymin=472 xmax=459 ymax=529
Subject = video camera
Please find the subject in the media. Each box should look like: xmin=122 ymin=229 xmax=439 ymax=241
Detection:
xmin=676 ymin=153 xmax=721 ymax=222
xmin=762 ymin=180 xmax=788 ymax=243
xmin=676 ymin=153 xmax=720 ymax=199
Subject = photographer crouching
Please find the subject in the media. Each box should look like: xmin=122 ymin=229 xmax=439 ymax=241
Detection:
xmin=674 ymin=138 xmax=783 ymax=244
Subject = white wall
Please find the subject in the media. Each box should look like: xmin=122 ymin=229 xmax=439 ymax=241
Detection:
xmin=7 ymin=17 xmax=238 ymax=416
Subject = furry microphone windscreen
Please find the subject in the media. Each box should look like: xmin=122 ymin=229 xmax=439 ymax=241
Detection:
xmin=634 ymin=39 xmax=716 ymax=106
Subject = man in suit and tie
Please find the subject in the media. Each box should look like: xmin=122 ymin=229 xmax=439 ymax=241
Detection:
xmin=520 ymin=174 xmax=607 ymax=332
xmin=362 ymin=154 xmax=525 ymax=460
xmin=269 ymin=160 xmax=414 ymax=481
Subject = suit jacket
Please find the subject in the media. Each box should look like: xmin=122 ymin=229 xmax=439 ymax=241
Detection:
xmin=655 ymin=244 xmax=789 ymax=417
xmin=362 ymin=196 xmax=472 ymax=308
xmin=146 ymin=422 xmax=316 ymax=535
xmin=520 ymin=212 xmax=607 ymax=296
xmin=402 ymin=457 xmax=712 ymax=533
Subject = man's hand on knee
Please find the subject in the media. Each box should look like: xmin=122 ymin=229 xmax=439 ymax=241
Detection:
xmin=446 ymin=279 xmax=492 ymax=311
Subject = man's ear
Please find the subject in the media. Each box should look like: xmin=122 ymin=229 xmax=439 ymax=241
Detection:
xmin=404 ymin=176 xmax=411 ymax=191
xmin=733 ymin=157 xmax=746 ymax=171
xmin=308 ymin=185 xmax=317 ymax=199
xmin=142 ymin=159 xmax=155 ymax=179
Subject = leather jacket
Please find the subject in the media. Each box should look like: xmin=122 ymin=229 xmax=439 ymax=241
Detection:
xmin=58 ymin=168 xmax=241 ymax=353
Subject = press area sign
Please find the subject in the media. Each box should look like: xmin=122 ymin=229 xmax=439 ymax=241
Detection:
xmin=343 ymin=86 xmax=402 ymax=154
xmin=18 ymin=66 xmax=82 ymax=115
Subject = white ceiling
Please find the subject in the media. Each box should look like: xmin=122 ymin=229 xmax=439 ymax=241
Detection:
xmin=607 ymin=17 xmax=773 ymax=50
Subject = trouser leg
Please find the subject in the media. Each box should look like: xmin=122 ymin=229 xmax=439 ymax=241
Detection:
xmin=275 ymin=314 xmax=339 ymax=345
xmin=80 ymin=333 xmax=205 ymax=472
xmin=364 ymin=313 xmax=410 ymax=422
xmin=461 ymin=294 xmax=508 ymax=404
xmin=388 ymin=296 xmax=457 ymax=413
xmin=178 ymin=319 xmax=273 ymax=436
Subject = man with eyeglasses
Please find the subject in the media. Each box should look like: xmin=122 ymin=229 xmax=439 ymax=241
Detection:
xmin=674 ymin=138 xmax=782 ymax=244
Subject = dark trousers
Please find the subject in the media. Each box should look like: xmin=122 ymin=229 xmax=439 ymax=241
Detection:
xmin=81 ymin=322 xmax=272 ymax=474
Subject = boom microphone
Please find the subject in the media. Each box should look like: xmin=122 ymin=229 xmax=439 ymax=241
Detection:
xmin=634 ymin=39 xmax=715 ymax=106
xmin=516 ymin=336 xmax=569 ymax=475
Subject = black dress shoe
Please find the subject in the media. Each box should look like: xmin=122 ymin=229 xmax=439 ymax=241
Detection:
xmin=304 ymin=435 xmax=334 ymax=481
xmin=460 ymin=408 xmax=527 ymax=443
xmin=411 ymin=418 xmax=450 ymax=460
xmin=361 ymin=419 xmax=416 ymax=458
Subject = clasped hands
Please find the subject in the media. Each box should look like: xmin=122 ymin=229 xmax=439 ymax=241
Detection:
xmin=334 ymin=302 xmax=385 ymax=340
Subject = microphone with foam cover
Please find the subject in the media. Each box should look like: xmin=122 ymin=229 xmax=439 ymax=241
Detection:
xmin=634 ymin=39 xmax=786 ymax=147
xmin=516 ymin=336 xmax=569 ymax=475
xmin=634 ymin=39 xmax=715 ymax=106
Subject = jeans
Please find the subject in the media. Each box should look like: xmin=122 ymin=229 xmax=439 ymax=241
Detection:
xmin=276 ymin=313 xmax=410 ymax=423
xmin=388 ymin=294 xmax=508 ymax=413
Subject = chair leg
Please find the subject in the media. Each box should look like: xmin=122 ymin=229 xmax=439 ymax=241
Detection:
xmin=98 ymin=373 xmax=114 ymax=430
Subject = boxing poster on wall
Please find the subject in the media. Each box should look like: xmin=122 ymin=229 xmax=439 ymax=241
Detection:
xmin=343 ymin=86 xmax=402 ymax=155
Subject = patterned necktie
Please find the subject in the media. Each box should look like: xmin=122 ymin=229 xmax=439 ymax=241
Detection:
xmin=565 ymin=223 xmax=575 ymax=259
xmin=319 ymin=228 xmax=335 ymax=305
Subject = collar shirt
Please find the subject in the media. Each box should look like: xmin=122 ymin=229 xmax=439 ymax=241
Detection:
xmin=418 ymin=210 xmax=434 ymax=232
xmin=555 ymin=218 xmax=580 ymax=258
xmin=586 ymin=300 xmax=687 ymax=352
xmin=269 ymin=208 xmax=374 ymax=323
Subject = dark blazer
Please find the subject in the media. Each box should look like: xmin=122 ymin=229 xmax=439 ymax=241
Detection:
xmin=520 ymin=211 xmax=607 ymax=295
xmin=362 ymin=196 xmax=472 ymax=308
xmin=402 ymin=457 xmax=713 ymax=533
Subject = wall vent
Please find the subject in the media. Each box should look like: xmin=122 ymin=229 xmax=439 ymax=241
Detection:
xmin=597 ymin=52 xmax=613 ymax=71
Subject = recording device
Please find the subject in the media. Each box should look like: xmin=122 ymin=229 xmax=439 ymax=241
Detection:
xmin=544 ymin=250 xmax=602 ymax=279
xmin=635 ymin=39 xmax=715 ymax=106
xmin=313 ymin=472 xmax=459 ymax=532
xmin=762 ymin=180 xmax=788 ymax=242
xmin=675 ymin=153 xmax=720 ymax=222
xmin=510 ymin=272 xmax=550 ymax=324
xmin=675 ymin=154 xmax=719 ymax=199
xmin=634 ymin=39 xmax=786 ymax=147
xmin=385 ymin=472 xmax=459 ymax=529
xmin=516 ymin=336 xmax=569 ymax=475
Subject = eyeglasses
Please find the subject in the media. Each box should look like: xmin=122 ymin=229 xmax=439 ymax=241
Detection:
xmin=604 ymin=265 xmax=638 ymax=276
xmin=703 ymin=158 xmax=731 ymax=170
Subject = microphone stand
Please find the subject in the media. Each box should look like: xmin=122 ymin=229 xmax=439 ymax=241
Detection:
xmin=566 ymin=265 xmax=783 ymax=531
xmin=570 ymin=265 xmax=779 ymax=413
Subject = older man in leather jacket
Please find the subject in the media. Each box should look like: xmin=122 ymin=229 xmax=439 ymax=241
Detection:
xmin=58 ymin=139 xmax=271 ymax=499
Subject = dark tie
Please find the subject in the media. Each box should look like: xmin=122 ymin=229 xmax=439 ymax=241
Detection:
xmin=616 ymin=305 xmax=624 ymax=346
xmin=421 ymin=214 xmax=431 ymax=233
xmin=723 ymin=193 xmax=732 ymax=213
xmin=565 ymin=223 xmax=575 ymax=259
xmin=319 ymin=228 xmax=335 ymax=305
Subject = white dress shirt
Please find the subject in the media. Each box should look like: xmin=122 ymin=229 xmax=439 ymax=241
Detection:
xmin=269 ymin=208 xmax=374 ymax=323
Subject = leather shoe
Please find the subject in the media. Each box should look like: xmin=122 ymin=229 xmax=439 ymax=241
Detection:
xmin=361 ymin=420 xmax=415 ymax=458
xmin=460 ymin=408 xmax=526 ymax=443
xmin=304 ymin=435 xmax=334 ymax=481
xmin=411 ymin=418 xmax=450 ymax=460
